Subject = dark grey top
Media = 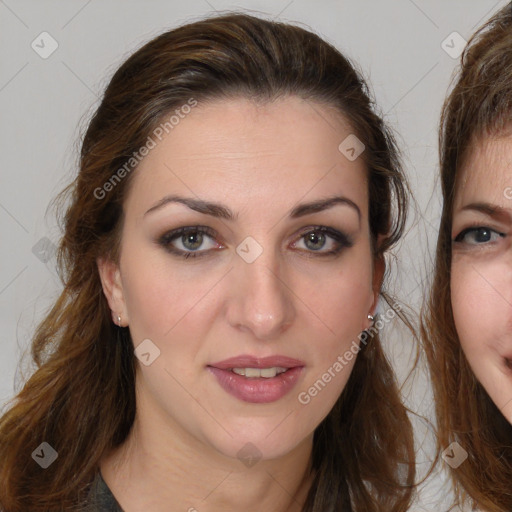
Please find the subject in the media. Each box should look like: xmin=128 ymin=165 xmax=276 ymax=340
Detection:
xmin=84 ymin=473 xmax=123 ymax=512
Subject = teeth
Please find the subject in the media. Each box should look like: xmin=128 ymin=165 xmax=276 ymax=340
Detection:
xmin=232 ymin=367 xmax=288 ymax=378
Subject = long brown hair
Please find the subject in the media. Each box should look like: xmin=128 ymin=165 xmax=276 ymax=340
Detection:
xmin=422 ymin=4 xmax=512 ymax=511
xmin=0 ymin=13 xmax=415 ymax=511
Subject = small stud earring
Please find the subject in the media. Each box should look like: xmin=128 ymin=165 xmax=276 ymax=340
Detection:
xmin=117 ymin=315 xmax=122 ymax=327
xmin=367 ymin=314 xmax=374 ymax=324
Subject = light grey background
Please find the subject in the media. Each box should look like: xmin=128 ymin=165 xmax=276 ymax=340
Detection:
xmin=0 ymin=1 xmax=507 ymax=510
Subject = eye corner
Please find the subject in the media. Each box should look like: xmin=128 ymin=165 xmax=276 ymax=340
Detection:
xmin=452 ymin=229 xmax=465 ymax=243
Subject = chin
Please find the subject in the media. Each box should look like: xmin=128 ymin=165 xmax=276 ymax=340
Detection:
xmin=202 ymin=422 xmax=308 ymax=463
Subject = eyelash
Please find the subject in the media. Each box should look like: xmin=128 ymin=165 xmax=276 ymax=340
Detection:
xmin=157 ymin=225 xmax=353 ymax=259
xmin=453 ymin=226 xmax=505 ymax=245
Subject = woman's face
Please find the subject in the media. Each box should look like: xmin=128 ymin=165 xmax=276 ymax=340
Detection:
xmin=99 ymin=96 xmax=380 ymax=461
xmin=451 ymin=134 xmax=512 ymax=424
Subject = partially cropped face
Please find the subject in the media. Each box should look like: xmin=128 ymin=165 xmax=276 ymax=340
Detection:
xmin=100 ymin=96 xmax=380 ymax=461
xmin=451 ymin=134 xmax=512 ymax=424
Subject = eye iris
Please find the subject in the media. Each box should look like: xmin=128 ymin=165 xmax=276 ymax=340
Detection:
xmin=475 ymin=228 xmax=491 ymax=243
xmin=305 ymin=232 xmax=325 ymax=250
xmin=182 ymin=232 xmax=203 ymax=250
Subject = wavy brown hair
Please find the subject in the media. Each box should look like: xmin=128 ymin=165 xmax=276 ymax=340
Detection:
xmin=0 ymin=13 xmax=415 ymax=511
xmin=422 ymin=4 xmax=512 ymax=511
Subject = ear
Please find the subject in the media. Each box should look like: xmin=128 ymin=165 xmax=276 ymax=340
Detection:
xmin=365 ymin=242 xmax=386 ymax=330
xmin=97 ymin=257 xmax=129 ymax=327
xmin=371 ymin=253 xmax=385 ymax=311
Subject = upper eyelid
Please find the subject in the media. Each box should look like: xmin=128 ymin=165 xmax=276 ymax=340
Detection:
xmin=453 ymin=223 xmax=501 ymax=235
xmin=456 ymin=225 xmax=503 ymax=234
xmin=453 ymin=213 xmax=510 ymax=230
xmin=453 ymin=226 xmax=505 ymax=242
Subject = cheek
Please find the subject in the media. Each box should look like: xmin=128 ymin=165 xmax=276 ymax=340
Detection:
xmin=300 ymin=254 xmax=374 ymax=360
xmin=122 ymin=265 xmax=176 ymax=338
xmin=451 ymin=258 xmax=512 ymax=356
xmin=321 ymin=269 xmax=372 ymax=330
xmin=119 ymin=244 xmax=220 ymax=343
xmin=321 ymin=250 xmax=374 ymax=325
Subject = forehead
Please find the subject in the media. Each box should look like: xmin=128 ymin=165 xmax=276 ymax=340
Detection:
xmin=125 ymin=96 xmax=369 ymax=217
xmin=455 ymin=134 xmax=512 ymax=207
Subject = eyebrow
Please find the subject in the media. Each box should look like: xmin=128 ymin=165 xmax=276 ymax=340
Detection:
xmin=459 ymin=202 xmax=512 ymax=222
xmin=144 ymin=194 xmax=361 ymax=221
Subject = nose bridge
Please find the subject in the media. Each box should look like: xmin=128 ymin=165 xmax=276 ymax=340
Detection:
xmin=228 ymin=244 xmax=294 ymax=339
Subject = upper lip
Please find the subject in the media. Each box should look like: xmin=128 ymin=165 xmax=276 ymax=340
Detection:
xmin=208 ymin=355 xmax=305 ymax=370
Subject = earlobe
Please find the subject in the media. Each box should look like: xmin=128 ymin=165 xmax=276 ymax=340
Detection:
xmin=96 ymin=257 xmax=129 ymax=326
xmin=372 ymin=255 xmax=385 ymax=301
xmin=367 ymin=253 xmax=385 ymax=328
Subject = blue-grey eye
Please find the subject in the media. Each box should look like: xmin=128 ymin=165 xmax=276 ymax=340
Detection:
xmin=454 ymin=227 xmax=504 ymax=244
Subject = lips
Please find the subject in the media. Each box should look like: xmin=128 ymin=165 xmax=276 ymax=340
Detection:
xmin=207 ymin=354 xmax=305 ymax=403
xmin=208 ymin=355 xmax=305 ymax=370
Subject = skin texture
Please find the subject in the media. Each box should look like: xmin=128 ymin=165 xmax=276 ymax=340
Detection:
xmin=97 ymin=96 xmax=381 ymax=512
xmin=451 ymin=135 xmax=512 ymax=425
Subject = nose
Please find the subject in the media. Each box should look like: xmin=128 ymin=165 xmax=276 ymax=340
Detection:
xmin=225 ymin=250 xmax=295 ymax=340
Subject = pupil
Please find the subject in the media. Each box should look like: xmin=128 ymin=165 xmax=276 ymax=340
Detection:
xmin=305 ymin=232 xmax=325 ymax=250
xmin=183 ymin=232 xmax=203 ymax=250
xmin=475 ymin=228 xmax=491 ymax=243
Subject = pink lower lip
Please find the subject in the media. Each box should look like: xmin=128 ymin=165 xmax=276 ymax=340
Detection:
xmin=207 ymin=366 xmax=304 ymax=403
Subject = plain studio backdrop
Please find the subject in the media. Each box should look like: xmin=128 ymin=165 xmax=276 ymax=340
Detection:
xmin=0 ymin=1 xmax=506 ymax=510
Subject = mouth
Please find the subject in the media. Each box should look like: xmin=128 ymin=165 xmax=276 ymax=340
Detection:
xmin=207 ymin=355 xmax=305 ymax=403
xmin=230 ymin=366 xmax=289 ymax=378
